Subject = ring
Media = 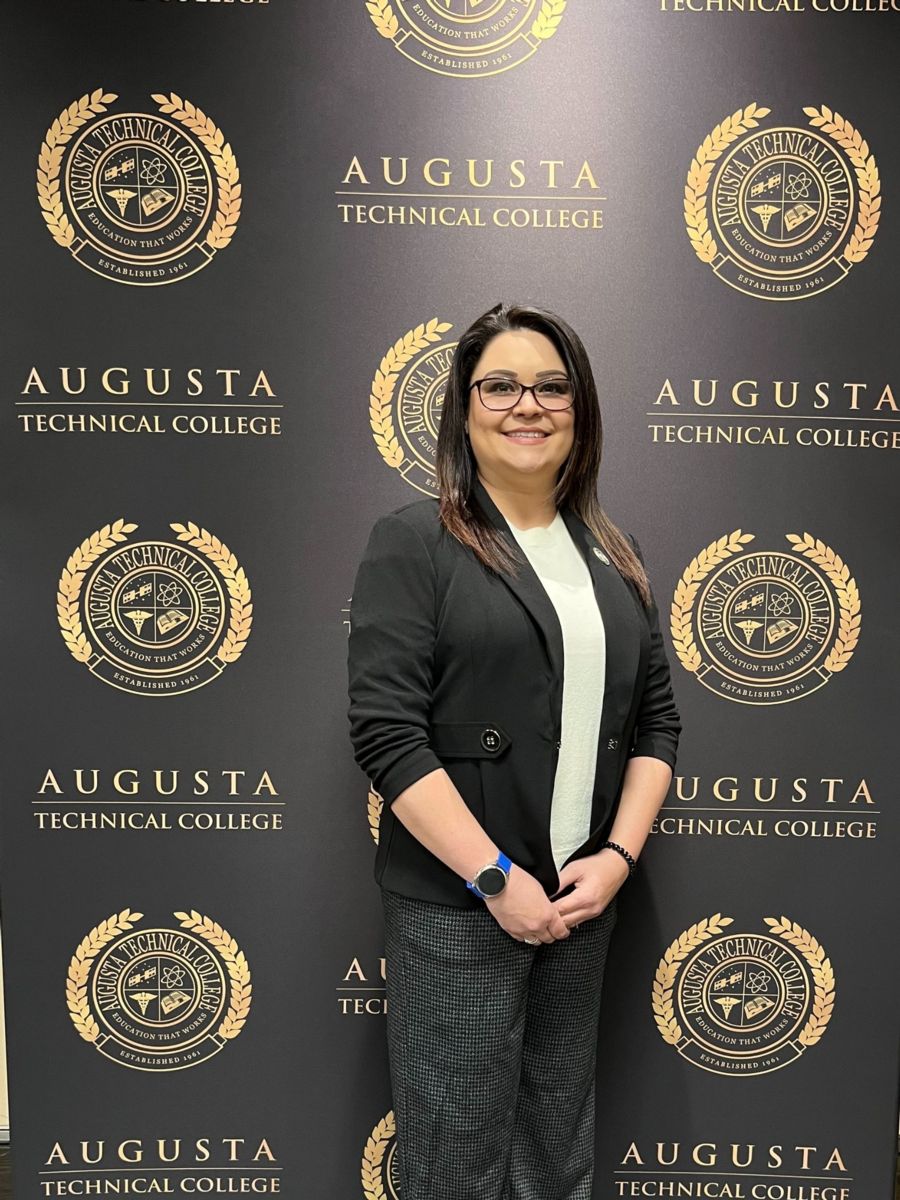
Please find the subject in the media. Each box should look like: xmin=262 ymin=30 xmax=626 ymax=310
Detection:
xmin=522 ymin=935 xmax=540 ymax=945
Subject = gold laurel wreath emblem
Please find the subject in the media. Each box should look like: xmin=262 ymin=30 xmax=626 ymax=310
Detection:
xmin=764 ymin=916 xmax=835 ymax=1046
xmin=653 ymin=915 xmax=834 ymax=1051
xmin=670 ymin=530 xmax=858 ymax=678
xmin=684 ymin=103 xmax=770 ymax=265
xmin=36 ymin=89 xmax=239 ymax=257
xmin=369 ymin=319 xmax=453 ymax=474
xmin=365 ymin=1 xmax=566 ymax=44
xmin=152 ymin=93 xmax=241 ymax=251
xmin=785 ymin=533 xmax=860 ymax=672
xmin=361 ymin=1111 xmax=396 ymax=1200
xmin=368 ymin=786 xmax=383 ymax=845
xmin=175 ymin=910 xmax=252 ymax=1040
xmin=803 ymin=106 xmax=880 ymax=265
xmin=669 ymin=530 xmax=753 ymax=675
xmin=66 ymin=910 xmax=251 ymax=1046
xmin=685 ymin=102 xmax=879 ymax=270
xmin=652 ymin=913 xmax=733 ymax=1045
xmin=67 ymin=908 xmax=143 ymax=1043
xmin=57 ymin=520 xmax=252 ymax=669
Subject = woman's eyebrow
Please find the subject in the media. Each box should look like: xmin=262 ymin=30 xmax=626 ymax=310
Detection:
xmin=482 ymin=369 xmax=569 ymax=378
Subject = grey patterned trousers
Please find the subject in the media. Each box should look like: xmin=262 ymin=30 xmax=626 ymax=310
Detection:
xmin=381 ymin=887 xmax=619 ymax=1200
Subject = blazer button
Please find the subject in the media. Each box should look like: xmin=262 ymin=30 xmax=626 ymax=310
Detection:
xmin=481 ymin=727 xmax=501 ymax=752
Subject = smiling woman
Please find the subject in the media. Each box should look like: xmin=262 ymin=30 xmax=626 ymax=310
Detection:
xmin=347 ymin=301 xmax=681 ymax=1199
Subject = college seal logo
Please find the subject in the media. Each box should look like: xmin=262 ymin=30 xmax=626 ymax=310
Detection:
xmin=361 ymin=1111 xmax=400 ymax=1200
xmin=67 ymin=908 xmax=252 ymax=1072
xmin=370 ymin=317 xmax=456 ymax=495
xmin=37 ymin=89 xmax=240 ymax=284
xmin=57 ymin=518 xmax=252 ymax=695
xmin=364 ymin=0 xmax=567 ymax=78
xmin=685 ymin=102 xmax=880 ymax=300
xmin=670 ymin=530 xmax=860 ymax=705
xmin=653 ymin=914 xmax=834 ymax=1076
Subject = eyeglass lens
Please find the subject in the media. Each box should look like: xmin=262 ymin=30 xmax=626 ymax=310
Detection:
xmin=478 ymin=377 xmax=572 ymax=410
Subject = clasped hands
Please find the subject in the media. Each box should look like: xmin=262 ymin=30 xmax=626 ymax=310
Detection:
xmin=484 ymin=850 xmax=629 ymax=945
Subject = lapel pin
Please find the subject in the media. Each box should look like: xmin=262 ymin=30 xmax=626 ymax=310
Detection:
xmin=592 ymin=546 xmax=609 ymax=564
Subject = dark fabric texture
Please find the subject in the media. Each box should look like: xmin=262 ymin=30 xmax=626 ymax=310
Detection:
xmin=382 ymin=887 xmax=619 ymax=1200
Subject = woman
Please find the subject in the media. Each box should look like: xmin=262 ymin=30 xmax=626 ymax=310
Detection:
xmin=347 ymin=301 xmax=681 ymax=1200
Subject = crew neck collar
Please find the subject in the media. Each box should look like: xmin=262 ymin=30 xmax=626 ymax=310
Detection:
xmin=507 ymin=509 xmax=563 ymax=535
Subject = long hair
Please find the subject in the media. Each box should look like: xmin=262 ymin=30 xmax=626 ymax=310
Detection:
xmin=435 ymin=301 xmax=651 ymax=608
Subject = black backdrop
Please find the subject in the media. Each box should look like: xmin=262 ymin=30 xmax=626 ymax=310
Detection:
xmin=1 ymin=1 xmax=899 ymax=1197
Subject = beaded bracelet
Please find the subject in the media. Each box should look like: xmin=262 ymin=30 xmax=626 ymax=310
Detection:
xmin=602 ymin=840 xmax=637 ymax=876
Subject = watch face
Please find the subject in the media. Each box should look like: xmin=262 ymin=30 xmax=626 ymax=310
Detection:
xmin=476 ymin=865 xmax=507 ymax=897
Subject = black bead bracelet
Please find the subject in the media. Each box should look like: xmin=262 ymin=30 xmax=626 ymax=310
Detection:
xmin=602 ymin=840 xmax=637 ymax=875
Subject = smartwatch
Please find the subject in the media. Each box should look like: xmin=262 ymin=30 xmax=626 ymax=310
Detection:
xmin=467 ymin=851 xmax=512 ymax=899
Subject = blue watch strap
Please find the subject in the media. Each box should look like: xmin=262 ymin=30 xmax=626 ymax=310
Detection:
xmin=466 ymin=851 xmax=512 ymax=898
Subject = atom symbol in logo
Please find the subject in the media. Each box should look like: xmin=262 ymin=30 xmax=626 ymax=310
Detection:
xmin=746 ymin=969 xmax=771 ymax=994
xmin=786 ymin=171 xmax=812 ymax=200
xmin=139 ymin=156 xmax=167 ymax=186
xmin=162 ymin=965 xmax=186 ymax=988
xmin=158 ymin=582 xmax=183 ymax=606
xmin=768 ymin=591 xmax=792 ymax=618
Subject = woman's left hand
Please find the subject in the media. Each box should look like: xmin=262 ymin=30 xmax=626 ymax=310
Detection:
xmin=550 ymin=848 xmax=630 ymax=926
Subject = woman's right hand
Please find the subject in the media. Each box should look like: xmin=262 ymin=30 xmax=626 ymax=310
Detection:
xmin=484 ymin=864 xmax=571 ymax=943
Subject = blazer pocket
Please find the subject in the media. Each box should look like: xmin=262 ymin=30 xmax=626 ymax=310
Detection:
xmin=430 ymin=721 xmax=512 ymax=759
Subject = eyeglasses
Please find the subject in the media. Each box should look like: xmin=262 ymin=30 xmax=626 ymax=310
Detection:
xmin=469 ymin=376 xmax=574 ymax=411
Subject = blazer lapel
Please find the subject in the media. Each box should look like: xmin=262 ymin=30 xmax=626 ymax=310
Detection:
xmin=470 ymin=475 xmax=642 ymax=722
xmin=470 ymin=474 xmax=564 ymax=684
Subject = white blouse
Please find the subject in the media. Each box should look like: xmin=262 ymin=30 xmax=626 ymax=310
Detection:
xmin=506 ymin=511 xmax=607 ymax=872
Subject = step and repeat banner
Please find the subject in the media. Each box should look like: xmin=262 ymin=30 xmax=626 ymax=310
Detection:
xmin=1 ymin=2 xmax=898 ymax=1197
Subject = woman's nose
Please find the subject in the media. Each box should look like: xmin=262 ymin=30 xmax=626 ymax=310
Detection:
xmin=512 ymin=386 xmax=543 ymax=413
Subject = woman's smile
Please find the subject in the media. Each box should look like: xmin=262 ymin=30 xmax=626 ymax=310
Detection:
xmin=501 ymin=429 xmax=552 ymax=441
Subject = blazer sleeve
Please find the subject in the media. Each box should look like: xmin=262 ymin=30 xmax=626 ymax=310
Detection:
xmin=347 ymin=512 xmax=445 ymax=807
xmin=626 ymin=532 xmax=682 ymax=771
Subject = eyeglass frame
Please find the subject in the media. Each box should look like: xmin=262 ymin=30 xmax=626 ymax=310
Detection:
xmin=467 ymin=375 xmax=575 ymax=411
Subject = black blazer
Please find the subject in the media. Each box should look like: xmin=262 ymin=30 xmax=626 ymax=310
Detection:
xmin=347 ymin=475 xmax=681 ymax=907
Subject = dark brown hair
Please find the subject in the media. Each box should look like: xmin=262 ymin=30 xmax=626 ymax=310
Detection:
xmin=435 ymin=300 xmax=651 ymax=608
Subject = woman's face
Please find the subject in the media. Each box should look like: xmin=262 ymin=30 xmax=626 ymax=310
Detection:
xmin=466 ymin=328 xmax=575 ymax=487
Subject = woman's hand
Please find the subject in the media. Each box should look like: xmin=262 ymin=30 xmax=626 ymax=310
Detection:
xmin=484 ymin=864 xmax=572 ymax=943
xmin=550 ymin=849 xmax=630 ymax=925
